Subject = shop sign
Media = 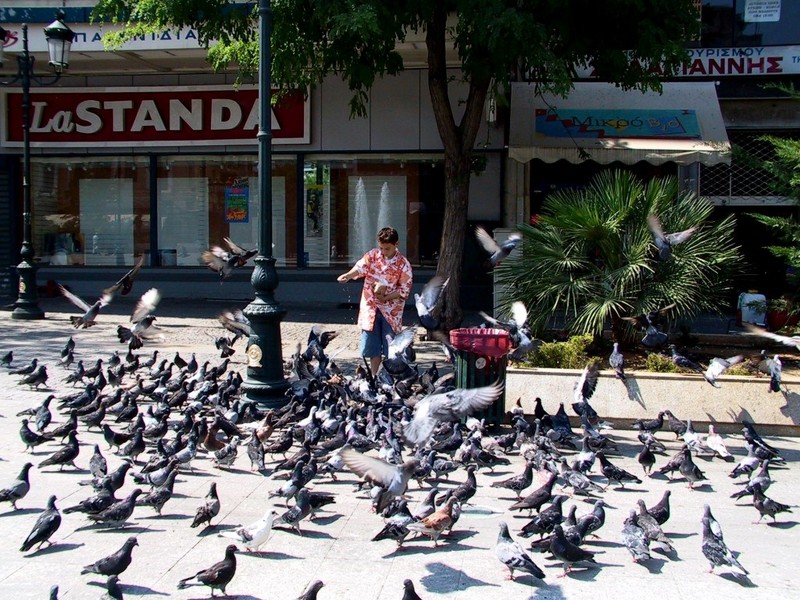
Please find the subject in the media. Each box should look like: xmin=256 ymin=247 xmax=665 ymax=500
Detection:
xmin=573 ymin=45 xmax=800 ymax=78
xmin=0 ymin=86 xmax=309 ymax=147
xmin=535 ymin=109 xmax=701 ymax=140
xmin=225 ymin=181 xmax=250 ymax=224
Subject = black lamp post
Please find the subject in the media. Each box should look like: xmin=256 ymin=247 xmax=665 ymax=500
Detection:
xmin=241 ymin=0 xmax=290 ymax=405
xmin=0 ymin=11 xmax=75 ymax=320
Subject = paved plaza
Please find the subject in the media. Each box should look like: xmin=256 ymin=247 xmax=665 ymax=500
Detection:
xmin=0 ymin=296 xmax=798 ymax=600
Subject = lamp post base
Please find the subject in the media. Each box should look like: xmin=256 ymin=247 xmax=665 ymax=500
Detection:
xmin=11 ymin=258 xmax=44 ymax=320
xmin=241 ymin=256 xmax=290 ymax=407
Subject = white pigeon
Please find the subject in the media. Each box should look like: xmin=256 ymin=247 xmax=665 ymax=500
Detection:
xmin=705 ymin=424 xmax=732 ymax=460
xmin=703 ymin=355 xmax=745 ymax=388
xmin=403 ymin=381 xmax=505 ymax=446
xmin=219 ymin=508 xmax=278 ymax=552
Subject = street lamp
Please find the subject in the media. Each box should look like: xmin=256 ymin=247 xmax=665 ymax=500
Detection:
xmin=241 ymin=0 xmax=290 ymax=405
xmin=0 ymin=11 xmax=75 ymax=320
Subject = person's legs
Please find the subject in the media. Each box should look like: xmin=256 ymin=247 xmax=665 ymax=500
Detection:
xmin=360 ymin=310 xmax=394 ymax=376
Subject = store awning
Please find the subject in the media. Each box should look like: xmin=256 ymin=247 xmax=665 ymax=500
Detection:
xmin=509 ymin=82 xmax=731 ymax=166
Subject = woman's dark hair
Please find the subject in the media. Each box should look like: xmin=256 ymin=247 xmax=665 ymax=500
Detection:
xmin=377 ymin=227 xmax=399 ymax=244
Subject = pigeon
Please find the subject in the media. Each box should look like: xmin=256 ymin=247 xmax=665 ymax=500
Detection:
xmin=19 ymin=419 xmax=55 ymax=452
xmin=103 ymin=255 xmax=145 ymax=299
xmin=371 ymin=500 xmax=415 ymax=548
xmin=637 ymin=443 xmax=656 ymax=476
xmin=218 ymin=308 xmax=252 ymax=342
xmin=10 ymin=357 xmax=38 ymax=376
xmin=177 ymin=544 xmax=238 ymax=595
xmin=767 ymin=354 xmax=782 ymax=393
xmin=730 ymin=445 xmax=761 ymax=479
xmin=705 ymin=425 xmax=733 ymax=461
xmin=220 ymin=508 xmax=279 ymax=552
xmin=647 ymin=214 xmax=697 ymax=261
xmin=136 ymin=469 xmax=178 ymax=516
xmin=89 ymin=444 xmax=109 ymax=478
xmin=621 ymin=509 xmax=650 ymax=563
xmin=81 ymin=536 xmax=138 ymax=577
xmin=86 ymin=489 xmax=143 ymax=528
xmin=494 ymin=521 xmax=545 ymax=580
xmin=339 ymin=448 xmax=418 ymax=513
xmin=703 ymin=354 xmax=745 ymax=387
xmin=701 ymin=505 xmax=748 ymax=577
xmin=752 ymin=485 xmax=792 ymax=524
xmin=276 ymin=488 xmax=313 ymax=535
xmin=58 ymin=284 xmax=111 ymax=328
xmin=663 ymin=410 xmax=687 ymax=438
xmin=742 ymin=322 xmax=800 ymax=350
xmin=0 ymin=462 xmax=34 ymax=510
xmin=679 ymin=446 xmax=707 ymax=489
xmin=596 ymin=451 xmax=641 ymax=488
xmin=116 ymin=288 xmax=162 ymax=350
xmin=401 ymin=579 xmax=423 ymax=600
xmin=38 ymin=430 xmax=80 ymax=470
xmin=549 ymin=523 xmax=597 ymax=576
xmin=297 ymin=580 xmax=325 ymax=600
xmin=644 ymin=490 xmax=671 ymax=526
xmin=64 ymin=479 xmax=118 ymax=515
xmin=609 ymin=342 xmax=625 ymax=379
xmin=635 ymin=499 xmax=674 ymax=552
xmin=576 ymin=499 xmax=606 ymax=539
xmin=202 ymin=237 xmax=257 ymax=280
xmin=741 ymin=421 xmax=783 ymax=462
xmin=20 ymin=495 xmax=61 ymax=552
xmin=101 ymin=575 xmax=124 ymax=600
xmin=490 ymin=461 xmax=533 ymax=498
xmin=406 ymin=495 xmax=459 ymax=546
xmin=509 ymin=473 xmax=556 ymax=512
xmin=669 ymin=344 xmax=704 ymax=374
xmin=414 ymin=275 xmax=449 ymax=330
xmin=475 ymin=225 xmax=522 ymax=267
xmin=191 ymin=482 xmax=221 ymax=529
xmin=519 ymin=496 xmax=566 ymax=538
xmin=18 ymin=364 xmax=48 ymax=389
xmin=403 ymin=381 xmax=504 ymax=446
xmin=1 ymin=349 xmax=12 ymax=368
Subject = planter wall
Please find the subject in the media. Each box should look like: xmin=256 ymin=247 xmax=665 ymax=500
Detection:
xmin=505 ymin=367 xmax=800 ymax=436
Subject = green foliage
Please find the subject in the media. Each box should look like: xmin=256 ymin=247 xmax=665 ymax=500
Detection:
xmin=644 ymin=353 xmax=679 ymax=373
xmin=495 ymin=170 xmax=744 ymax=338
xmin=526 ymin=334 xmax=593 ymax=369
xmin=91 ymin=0 xmax=702 ymax=330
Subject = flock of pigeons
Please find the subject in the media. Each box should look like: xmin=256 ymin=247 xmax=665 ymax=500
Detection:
xmin=0 ymin=223 xmax=796 ymax=599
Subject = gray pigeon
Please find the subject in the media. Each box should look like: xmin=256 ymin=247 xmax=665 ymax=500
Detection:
xmin=191 ymin=482 xmax=221 ymax=529
xmin=494 ymin=521 xmax=545 ymax=580
xmin=340 ymin=448 xmax=418 ymax=513
xmin=81 ymin=536 xmax=138 ymax=577
xmin=609 ymin=342 xmax=625 ymax=379
xmin=636 ymin=499 xmax=674 ymax=552
xmin=414 ymin=275 xmax=449 ymax=331
xmin=86 ymin=489 xmax=143 ymax=528
xmin=59 ymin=284 xmax=110 ymax=328
xmin=647 ymin=214 xmax=696 ymax=261
xmin=549 ymin=523 xmax=597 ymax=576
xmin=20 ymin=495 xmax=61 ymax=552
xmin=475 ymin=225 xmax=521 ymax=267
xmin=701 ymin=506 xmax=748 ymax=577
xmin=621 ymin=509 xmax=650 ymax=563
xmin=0 ymin=462 xmax=34 ymax=510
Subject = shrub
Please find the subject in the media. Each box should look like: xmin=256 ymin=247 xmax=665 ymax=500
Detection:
xmin=645 ymin=353 xmax=680 ymax=373
xmin=526 ymin=334 xmax=594 ymax=369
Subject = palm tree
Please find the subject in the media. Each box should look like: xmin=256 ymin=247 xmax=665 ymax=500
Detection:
xmin=495 ymin=170 xmax=743 ymax=341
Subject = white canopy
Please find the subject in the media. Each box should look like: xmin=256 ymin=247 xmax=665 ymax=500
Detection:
xmin=509 ymin=82 xmax=731 ymax=166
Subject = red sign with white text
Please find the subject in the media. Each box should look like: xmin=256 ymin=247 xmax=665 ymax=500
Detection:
xmin=1 ymin=86 xmax=309 ymax=147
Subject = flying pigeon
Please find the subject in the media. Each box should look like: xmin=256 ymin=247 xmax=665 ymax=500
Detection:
xmin=58 ymin=284 xmax=111 ymax=329
xmin=403 ymin=381 xmax=505 ymax=446
xmin=647 ymin=214 xmax=697 ymax=261
xmin=704 ymin=354 xmax=745 ymax=387
xmin=117 ymin=288 xmax=162 ymax=350
xmin=103 ymin=255 xmax=145 ymax=299
xmin=414 ymin=275 xmax=449 ymax=331
xmin=475 ymin=225 xmax=522 ymax=267
xmin=202 ymin=237 xmax=257 ymax=281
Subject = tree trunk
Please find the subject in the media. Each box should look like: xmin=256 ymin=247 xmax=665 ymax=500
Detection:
xmin=426 ymin=5 xmax=489 ymax=331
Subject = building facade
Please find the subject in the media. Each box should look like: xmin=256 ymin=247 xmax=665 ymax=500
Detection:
xmin=1 ymin=1 xmax=799 ymax=306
